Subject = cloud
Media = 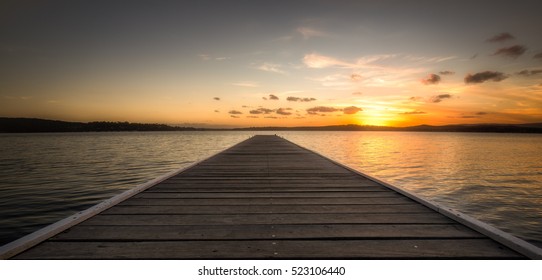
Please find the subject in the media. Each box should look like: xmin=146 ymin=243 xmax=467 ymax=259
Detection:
xmin=199 ymin=54 xmax=229 ymax=61
xmin=403 ymin=55 xmax=456 ymax=63
xmin=214 ymin=110 xmax=219 ymax=113
xmin=287 ymin=96 xmax=316 ymax=102
xmin=264 ymin=116 xmax=278 ymax=119
xmin=465 ymin=71 xmax=508 ymax=84
xmin=213 ymin=97 xmax=220 ymax=101
xmin=459 ymin=112 xmax=489 ymax=119
xmin=297 ymin=27 xmax=327 ymax=39
xmin=343 ymin=106 xmax=362 ymax=114
xmin=276 ymin=108 xmax=293 ymax=115
xmin=232 ymin=81 xmax=259 ymax=87
xmin=307 ymin=106 xmax=341 ymax=115
xmin=4 ymin=95 xmax=33 ymax=100
xmin=399 ymin=110 xmax=427 ymax=115
xmin=409 ymin=96 xmax=423 ymax=102
xmin=492 ymin=45 xmax=527 ymax=58
xmin=439 ymin=71 xmax=455 ymax=75
xmin=198 ymin=54 xmax=211 ymax=60
xmin=486 ymin=32 xmax=515 ymax=43
xmin=421 ymin=73 xmax=441 ymax=85
xmin=307 ymin=106 xmax=361 ymax=115
xmin=230 ymin=115 xmax=240 ymax=118
xmin=430 ymin=94 xmax=453 ymax=103
xmin=262 ymin=94 xmax=280 ymax=100
xmin=246 ymin=116 xmax=259 ymax=119
xmin=534 ymin=51 xmax=542 ymax=59
xmin=350 ymin=73 xmax=362 ymax=81
xmin=257 ymin=62 xmax=286 ymax=74
xmin=250 ymin=108 xmax=274 ymax=114
xmin=303 ymin=53 xmax=353 ymax=68
xmin=228 ymin=110 xmax=243 ymax=115
xmin=352 ymin=92 xmax=363 ymax=96
xmin=516 ymin=69 xmax=542 ymax=77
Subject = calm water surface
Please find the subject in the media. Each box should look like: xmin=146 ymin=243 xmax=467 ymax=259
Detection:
xmin=1 ymin=131 xmax=541 ymax=247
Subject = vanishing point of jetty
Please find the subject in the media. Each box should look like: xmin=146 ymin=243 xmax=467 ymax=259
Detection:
xmin=1 ymin=135 xmax=541 ymax=259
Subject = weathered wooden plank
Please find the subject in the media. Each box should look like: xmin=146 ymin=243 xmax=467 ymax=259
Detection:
xmin=79 ymin=213 xmax=454 ymax=226
xmin=134 ymin=191 xmax=401 ymax=199
xmin=155 ymin=182 xmax=385 ymax=187
xmin=118 ymin=197 xmax=415 ymax=206
xmin=147 ymin=186 xmax=390 ymax=192
xmin=52 ymin=224 xmax=485 ymax=241
xmin=102 ymin=204 xmax=433 ymax=215
xmin=15 ymin=239 xmax=523 ymax=259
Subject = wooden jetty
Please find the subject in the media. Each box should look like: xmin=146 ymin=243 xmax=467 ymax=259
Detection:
xmin=1 ymin=135 xmax=541 ymax=259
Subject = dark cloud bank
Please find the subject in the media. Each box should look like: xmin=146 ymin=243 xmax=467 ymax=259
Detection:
xmin=465 ymin=71 xmax=508 ymax=84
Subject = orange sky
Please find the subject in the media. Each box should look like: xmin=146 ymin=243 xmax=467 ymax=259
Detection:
xmin=1 ymin=1 xmax=542 ymax=128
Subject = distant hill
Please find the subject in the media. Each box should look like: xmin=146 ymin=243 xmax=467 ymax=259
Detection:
xmin=1 ymin=117 xmax=542 ymax=133
xmin=0 ymin=118 xmax=199 ymax=133
xmin=233 ymin=123 xmax=542 ymax=133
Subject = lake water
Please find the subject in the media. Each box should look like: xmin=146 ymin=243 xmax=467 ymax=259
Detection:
xmin=1 ymin=131 xmax=541 ymax=247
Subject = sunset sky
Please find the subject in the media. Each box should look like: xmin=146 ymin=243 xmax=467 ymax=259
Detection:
xmin=1 ymin=0 xmax=542 ymax=127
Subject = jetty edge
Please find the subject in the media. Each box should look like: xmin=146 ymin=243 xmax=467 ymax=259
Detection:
xmin=0 ymin=135 xmax=540 ymax=259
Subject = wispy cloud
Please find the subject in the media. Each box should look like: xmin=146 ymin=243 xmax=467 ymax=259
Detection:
xmin=534 ymin=51 xmax=542 ymax=60
xmin=516 ymin=69 xmax=542 ymax=77
xmin=213 ymin=97 xmax=220 ymax=101
xmin=303 ymin=53 xmax=354 ymax=69
xmin=421 ymin=73 xmax=441 ymax=85
xmin=430 ymin=94 xmax=453 ymax=103
xmin=350 ymin=73 xmax=362 ymax=81
xmin=276 ymin=108 xmax=293 ymax=115
xmin=287 ymin=96 xmax=316 ymax=102
xmin=486 ymin=32 xmax=515 ymax=43
xmin=403 ymin=55 xmax=456 ymax=63
xmin=3 ymin=95 xmax=33 ymax=100
xmin=232 ymin=81 xmax=259 ymax=87
xmin=249 ymin=108 xmax=274 ymax=114
xmin=399 ymin=110 xmax=427 ymax=115
xmin=352 ymin=92 xmax=363 ymax=96
xmin=465 ymin=71 xmax=508 ymax=84
xmin=262 ymin=94 xmax=279 ymax=100
xmin=228 ymin=110 xmax=243 ymax=115
xmin=296 ymin=27 xmax=327 ymax=39
xmin=439 ymin=70 xmax=455 ymax=75
xmin=307 ymin=106 xmax=362 ymax=115
xmin=343 ymin=106 xmax=362 ymax=114
xmin=199 ymin=54 xmax=230 ymax=61
xmin=198 ymin=54 xmax=211 ymax=60
xmin=256 ymin=62 xmax=286 ymax=74
xmin=307 ymin=106 xmax=341 ymax=115
xmin=492 ymin=45 xmax=527 ymax=59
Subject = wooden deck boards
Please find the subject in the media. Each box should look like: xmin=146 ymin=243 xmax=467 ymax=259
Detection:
xmin=10 ymin=135 xmax=528 ymax=259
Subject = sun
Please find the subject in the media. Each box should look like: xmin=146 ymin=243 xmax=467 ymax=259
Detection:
xmin=355 ymin=106 xmax=397 ymax=127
